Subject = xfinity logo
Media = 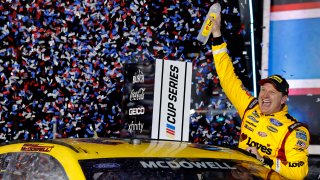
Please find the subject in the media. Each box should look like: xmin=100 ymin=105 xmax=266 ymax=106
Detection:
xmin=128 ymin=121 xmax=144 ymax=133
xmin=129 ymin=107 xmax=145 ymax=115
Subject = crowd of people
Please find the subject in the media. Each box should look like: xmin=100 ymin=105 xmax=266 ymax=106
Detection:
xmin=0 ymin=0 xmax=247 ymax=145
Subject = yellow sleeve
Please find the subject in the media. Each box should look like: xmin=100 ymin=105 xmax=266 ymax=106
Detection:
xmin=212 ymin=43 xmax=254 ymax=118
xmin=274 ymin=126 xmax=310 ymax=180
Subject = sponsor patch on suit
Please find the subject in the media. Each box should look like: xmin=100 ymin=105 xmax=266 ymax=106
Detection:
xmin=269 ymin=118 xmax=283 ymax=126
xmin=258 ymin=131 xmax=267 ymax=137
xmin=247 ymin=115 xmax=259 ymax=123
xmin=296 ymin=131 xmax=307 ymax=141
xmin=244 ymin=124 xmax=254 ymax=132
xmin=252 ymin=110 xmax=260 ymax=118
xmin=267 ymin=126 xmax=278 ymax=133
xmin=296 ymin=140 xmax=306 ymax=149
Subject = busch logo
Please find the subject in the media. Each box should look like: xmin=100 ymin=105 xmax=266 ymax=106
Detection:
xmin=128 ymin=121 xmax=144 ymax=133
xmin=132 ymin=69 xmax=144 ymax=84
xmin=246 ymin=137 xmax=272 ymax=155
xmin=289 ymin=161 xmax=304 ymax=167
xmin=130 ymin=88 xmax=145 ymax=101
xmin=129 ymin=107 xmax=145 ymax=115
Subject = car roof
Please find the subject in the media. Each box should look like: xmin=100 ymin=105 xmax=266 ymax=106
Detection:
xmin=0 ymin=138 xmax=258 ymax=161
xmin=0 ymin=138 xmax=282 ymax=180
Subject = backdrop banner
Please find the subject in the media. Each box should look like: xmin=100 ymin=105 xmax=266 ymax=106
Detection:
xmin=122 ymin=62 xmax=156 ymax=138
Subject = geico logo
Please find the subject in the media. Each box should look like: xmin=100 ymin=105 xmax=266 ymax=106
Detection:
xmin=289 ymin=161 xmax=304 ymax=167
xmin=129 ymin=107 xmax=145 ymax=115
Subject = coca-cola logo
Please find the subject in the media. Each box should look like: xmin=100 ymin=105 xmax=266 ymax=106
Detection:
xmin=130 ymin=88 xmax=145 ymax=101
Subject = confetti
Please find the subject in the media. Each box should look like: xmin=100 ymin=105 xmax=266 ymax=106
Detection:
xmin=0 ymin=0 xmax=244 ymax=145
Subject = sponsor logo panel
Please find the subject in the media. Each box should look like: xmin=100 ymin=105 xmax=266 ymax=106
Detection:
xmin=246 ymin=121 xmax=257 ymax=127
xmin=258 ymin=131 xmax=268 ymax=137
xmin=129 ymin=106 xmax=145 ymax=115
xmin=123 ymin=63 xmax=156 ymax=138
xmin=269 ymin=118 xmax=283 ymax=126
xmin=267 ymin=125 xmax=278 ymax=133
xmin=296 ymin=130 xmax=307 ymax=141
xmin=293 ymin=147 xmax=305 ymax=152
xmin=247 ymin=115 xmax=259 ymax=123
xmin=246 ymin=137 xmax=272 ymax=155
xmin=130 ymin=88 xmax=146 ymax=101
xmin=288 ymin=161 xmax=305 ymax=168
xmin=132 ymin=69 xmax=144 ymax=84
xmin=252 ymin=110 xmax=260 ymax=118
xmin=296 ymin=140 xmax=306 ymax=148
xmin=244 ymin=124 xmax=254 ymax=132
xmin=128 ymin=121 xmax=144 ymax=133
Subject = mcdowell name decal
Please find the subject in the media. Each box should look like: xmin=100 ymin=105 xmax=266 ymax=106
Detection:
xmin=140 ymin=160 xmax=236 ymax=169
xmin=21 ymin=144 xmax=54 ymax=152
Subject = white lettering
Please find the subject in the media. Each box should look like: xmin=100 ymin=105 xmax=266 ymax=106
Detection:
xmin=205 ymin=162 xmax=217 ymax=169
xmin=167 ymin=161 xmax=180 ymax=168
xmin=129 ymin=107 xmax=145 ymax=115
xmin=132 ymin=69 xmax=144 ymax=84
xmin=139 ymin=161 xmax=235 ymax=170
xmin=156 ymin=161 xmax=169 ymax=168
xmin=190 ymin=161 xmax=208 ymax=168
xmin=140 ymin=161 xmax=157 ymax=168
xmin=130 ymin=88 xmax=145 ymax=101
xmin=179 ymin=161 xmax=193 ymax=168
xmin=128 ymin=121 xmax=144 ymax=133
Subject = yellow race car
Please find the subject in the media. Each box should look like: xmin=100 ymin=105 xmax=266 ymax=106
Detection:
xmin=0 ymin=138 xmax=285 ymax=180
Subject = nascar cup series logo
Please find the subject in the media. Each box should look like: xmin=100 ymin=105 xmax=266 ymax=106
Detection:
xmin=166 ymin=65 xmax=179 ymax=138
xmin=132 ymin=69 xmax=144 ymax=84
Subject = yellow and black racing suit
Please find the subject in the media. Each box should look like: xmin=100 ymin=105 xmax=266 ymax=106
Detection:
xmin=212 ymin=41 xmax=310 ymax=180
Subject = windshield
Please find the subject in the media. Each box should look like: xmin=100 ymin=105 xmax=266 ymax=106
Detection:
xmin=0 ymin=152 xmax=68 ymax=180
xmin=79 ymin=158 xmax=280 ymax=180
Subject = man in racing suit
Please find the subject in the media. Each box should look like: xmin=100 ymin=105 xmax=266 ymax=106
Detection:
xmin=208 ymin=10 xmax=310 ymax=180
